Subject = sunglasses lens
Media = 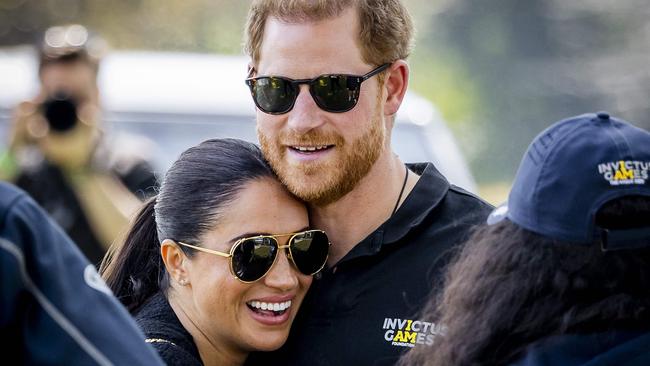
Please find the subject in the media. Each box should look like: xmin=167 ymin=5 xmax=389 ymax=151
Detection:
xmin=311 ymin=76 xmax=361 ymax=112
xmin=231 ymin=237 xmax=277 ymax=282
xmin=290 ymin=231 xmax=330 ymax=275
xmin=250 ymin=77 xmax=296 ymax=114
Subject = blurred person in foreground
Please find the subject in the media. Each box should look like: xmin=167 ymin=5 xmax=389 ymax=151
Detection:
xmin=101 ymin=139 xmax=330 ymax=365
xmin=400 ymin=112 xmax=650 ymax=366
xmin=0 ymin=181 xmax=164 ymax=365
xmin=2 ymin=24 xmax=157 ymax=266
xmin=242 ymin=1 xmax=492 ymax=364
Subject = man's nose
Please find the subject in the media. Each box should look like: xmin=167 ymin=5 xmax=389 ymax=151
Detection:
xmin=286 ymin=84 xmax=326 ymax=134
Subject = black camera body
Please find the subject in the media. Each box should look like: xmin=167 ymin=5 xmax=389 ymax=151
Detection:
xmin=41 ymin=92 xmax=78 ymax=132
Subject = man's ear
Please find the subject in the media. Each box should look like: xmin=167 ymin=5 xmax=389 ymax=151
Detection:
xmin=383 ymin=60 xmax=409 ymax=117
xmin=161 ymin=239 xmax=189 ymax=286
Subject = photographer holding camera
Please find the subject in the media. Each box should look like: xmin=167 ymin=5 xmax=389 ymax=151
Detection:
xmin=4 ymin=25 xmax=157 ymax=266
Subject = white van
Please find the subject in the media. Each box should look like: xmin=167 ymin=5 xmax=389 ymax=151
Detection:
xmin=0 ymin=48 xmax=477 ymax=192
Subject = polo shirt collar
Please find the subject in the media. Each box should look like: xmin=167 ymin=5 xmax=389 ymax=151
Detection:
xmin=383 ymin=162 xmax=450 ymax=244
xmin=337 ymin=162 xmax=450 ymax=264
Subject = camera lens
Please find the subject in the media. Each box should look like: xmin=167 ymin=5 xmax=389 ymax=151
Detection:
xmin=42 ymin=93 xmax=78 ymax=132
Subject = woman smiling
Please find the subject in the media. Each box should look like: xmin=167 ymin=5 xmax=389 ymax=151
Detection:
xmin=101 ymin=138 xmax=329 ymax=366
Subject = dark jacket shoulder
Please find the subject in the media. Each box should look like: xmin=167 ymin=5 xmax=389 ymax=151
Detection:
xmin=134 ymin=292 xmax=202 ymax=366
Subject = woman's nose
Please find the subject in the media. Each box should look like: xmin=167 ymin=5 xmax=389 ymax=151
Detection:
xmin=263 ymin=249 xmax=299 ymax=291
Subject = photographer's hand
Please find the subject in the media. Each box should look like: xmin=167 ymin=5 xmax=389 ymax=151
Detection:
xmin=8 ymin=102 xmax=38 ymax=149
xmin=2 ymin=102 xmax=43 ymax=181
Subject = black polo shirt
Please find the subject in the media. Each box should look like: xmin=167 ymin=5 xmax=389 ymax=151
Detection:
xmin=247 ymin=162 xmax=492 ymax=366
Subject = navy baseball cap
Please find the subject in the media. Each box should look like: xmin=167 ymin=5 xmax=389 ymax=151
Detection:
xmin=487 ymin=112 xmax=650 ymax=250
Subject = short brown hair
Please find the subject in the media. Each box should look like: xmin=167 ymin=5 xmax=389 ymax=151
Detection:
xmin=244 ymin=0 xmax=414 ymax=67
xmin=38 ymin=49 xmax=99 ymax=78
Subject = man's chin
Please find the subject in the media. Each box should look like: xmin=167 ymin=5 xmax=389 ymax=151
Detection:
xmin=282 ymin=172 xmax=354 ymax=206
xmin=290 ymin=188 xmax=340 ymax=207
xmin=281 ymin=170 xmax=323 ymax=196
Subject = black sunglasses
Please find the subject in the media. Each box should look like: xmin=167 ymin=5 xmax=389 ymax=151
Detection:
xmin=176 ymin=229 xmax=330 ymax=283
xmin=245 ymin=63 xmax=391 ymax=115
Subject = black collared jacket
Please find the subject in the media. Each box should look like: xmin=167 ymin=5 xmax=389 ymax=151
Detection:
xmin=134 ymin=292 xmax=203 ymax=366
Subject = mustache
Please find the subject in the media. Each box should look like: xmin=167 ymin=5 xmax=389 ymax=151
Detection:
xmin=280 ymin=130 xmax=344 ymax=146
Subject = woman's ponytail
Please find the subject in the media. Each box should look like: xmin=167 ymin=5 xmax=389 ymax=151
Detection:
xmin=101 ymin=196 xmax=166 ymax=312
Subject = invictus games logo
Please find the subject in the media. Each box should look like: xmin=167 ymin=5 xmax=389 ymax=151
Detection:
xmin=382 ymin=318 xmax=446 ymax=348
xmin=598 ymin=160 xmax=649 ymax=186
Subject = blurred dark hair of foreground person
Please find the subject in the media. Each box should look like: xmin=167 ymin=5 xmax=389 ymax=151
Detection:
xmin=400 ymin=112 xmax=650 ymax=366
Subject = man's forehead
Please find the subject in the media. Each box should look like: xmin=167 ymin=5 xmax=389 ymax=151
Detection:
xmin=40 ymin=62 xmax=97 ymax=94
xmin=40 ymin=61 xmax=94 ymax=81
xmin=257 ymin=11 xmax=364 ymax=76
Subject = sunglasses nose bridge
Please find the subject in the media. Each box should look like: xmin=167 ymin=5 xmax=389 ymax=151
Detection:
xmin=270 ymin=238 xmax=293 ymax=263
xmin=286 ymin=83 xmax=328 ymax=133
xmin=292 ymin=82 xmax=317 ymax=108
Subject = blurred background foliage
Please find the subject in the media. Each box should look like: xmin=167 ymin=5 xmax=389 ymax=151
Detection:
xmin=1 ymin=0 xmax=649 ymax=202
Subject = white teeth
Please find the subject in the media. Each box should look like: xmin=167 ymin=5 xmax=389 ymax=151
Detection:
xmin=247 ymin=300 xmax=292 ymax=312
xmin=292 ymin=145 xmax=329 ymax=152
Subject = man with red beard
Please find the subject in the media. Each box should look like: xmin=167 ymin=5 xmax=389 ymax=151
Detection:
xmin=243 ymin=1 xmax=492 ymax=364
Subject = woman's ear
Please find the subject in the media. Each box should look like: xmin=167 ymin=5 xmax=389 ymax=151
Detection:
xmin=161 ymin=239 xmax=190 ymax=286
xmin=383 ymin=60 xmax=409 ymax=117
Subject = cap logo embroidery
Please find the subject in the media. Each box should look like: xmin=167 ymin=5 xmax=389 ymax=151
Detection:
xmin=598 ymin=160 xmax=649 ymax=185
